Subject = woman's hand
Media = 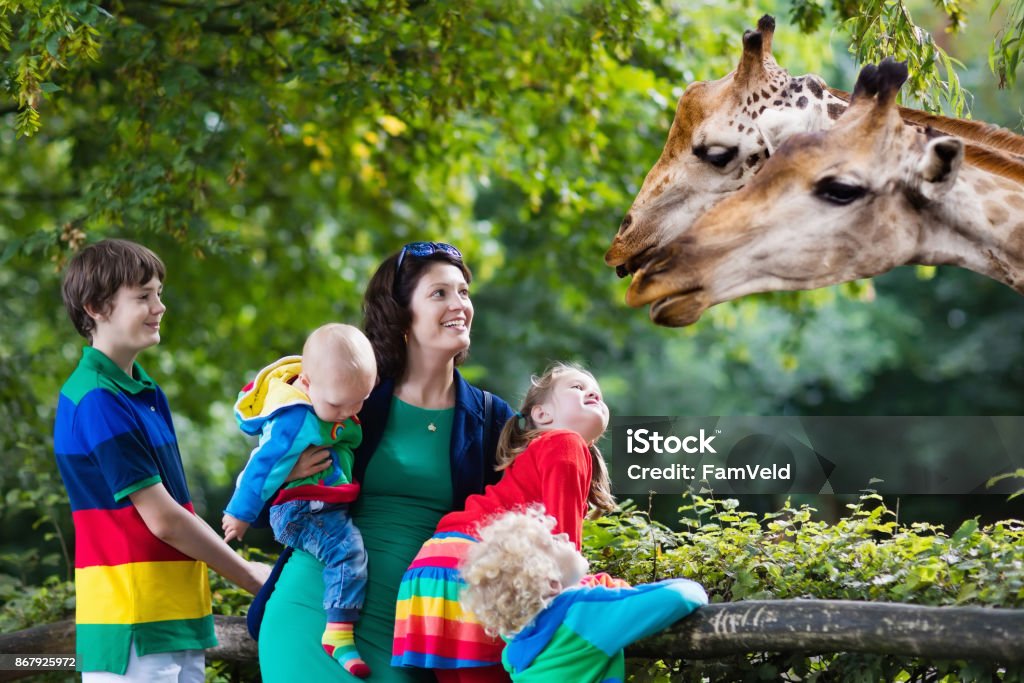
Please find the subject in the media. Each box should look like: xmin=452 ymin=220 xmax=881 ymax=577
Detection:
xmin=286 ymin=445 xmax=332 ymax=482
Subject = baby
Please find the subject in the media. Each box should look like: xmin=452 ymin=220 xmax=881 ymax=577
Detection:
xmin=223 ymin=323 xmax=376 ymax=677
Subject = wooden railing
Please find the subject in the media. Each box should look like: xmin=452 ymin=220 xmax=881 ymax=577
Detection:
xmin=2 ymin=600 xmax=1021 ymax=681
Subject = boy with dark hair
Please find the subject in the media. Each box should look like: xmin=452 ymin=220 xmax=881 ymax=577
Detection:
xmin=54 ymin=238 xmax=271 ymax=681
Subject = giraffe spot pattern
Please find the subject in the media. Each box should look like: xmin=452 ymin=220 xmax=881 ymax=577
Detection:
xmin=797 ymin=96 xmax=808 ymax=109
xmin=1009 ymin=224 xmax=1024 ymax=265
xmin=1006 ymin=194 xmax=1024 ymax=211
xmin=806 ymin=79 xmax=824 ymax=99
xmin=976 ymin=177 xmax=998 ymax=194
xmin=986 ymin=203 xmax=1010 ymax=226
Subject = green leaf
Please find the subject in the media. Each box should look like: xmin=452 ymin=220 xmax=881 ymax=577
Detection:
xmin=46 ymin=32 xmax=60 ymax=57
xmin=952 ymin=519 xmax=978 ymax=544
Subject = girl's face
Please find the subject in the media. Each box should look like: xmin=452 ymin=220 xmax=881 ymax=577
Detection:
xmin=533 ymin=369 xmax=609 ymax=445
xmin=406 ymin=262 xmax=473 ymax=361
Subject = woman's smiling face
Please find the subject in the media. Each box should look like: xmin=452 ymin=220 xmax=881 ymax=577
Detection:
xmin=406 ymin=261 xmax=473 ymax=359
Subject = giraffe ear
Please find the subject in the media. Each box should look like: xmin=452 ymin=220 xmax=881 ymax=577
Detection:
xmin=916 ymin=136 xmax=963 ymax=198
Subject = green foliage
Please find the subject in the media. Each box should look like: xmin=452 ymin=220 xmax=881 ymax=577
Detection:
xmin=584 ymin=493 xmax=1024 ymax=680
xmin=991 ymin=0 xmax=1024 ymax=87
xmin=790 ymin=0 xmax=969 ymax=112
xmin=0 ymin=350 xmax=71 ymax=584
xmin=0 ymin=0 xmax=104 ymax=136
xmin=0 ymin=573 xmax=74 ymax=632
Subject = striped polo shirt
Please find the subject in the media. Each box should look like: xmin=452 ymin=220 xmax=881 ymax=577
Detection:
xmin=54 ymin=346 xmax=215 ymax=673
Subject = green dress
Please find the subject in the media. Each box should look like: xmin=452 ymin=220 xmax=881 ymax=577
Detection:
xmin=259 ymin=398 xmax=454 ymax=682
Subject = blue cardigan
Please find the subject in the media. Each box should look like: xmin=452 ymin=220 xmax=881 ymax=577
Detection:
xmin=247 ymin=369 xmax=514 ymax=638
xmin=354 ymin=372 xmax=513 ymax=509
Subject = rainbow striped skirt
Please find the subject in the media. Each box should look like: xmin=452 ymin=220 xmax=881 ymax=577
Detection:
xmin=391 ymin=531 xmax=504 ymax=669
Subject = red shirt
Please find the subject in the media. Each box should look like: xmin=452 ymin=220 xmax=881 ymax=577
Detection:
xmin=435 ymin=429 xmax=592 ymax=548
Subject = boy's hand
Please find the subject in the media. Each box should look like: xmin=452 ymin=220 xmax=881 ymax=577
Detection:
xmin=248 ymin=560 xmax=273 ymax=591
xmin=222 ymin=514 xmax=250 ymax=543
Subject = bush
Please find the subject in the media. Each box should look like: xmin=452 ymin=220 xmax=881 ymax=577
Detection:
xmin=583 ymin=493 xmax=1024 ymax=682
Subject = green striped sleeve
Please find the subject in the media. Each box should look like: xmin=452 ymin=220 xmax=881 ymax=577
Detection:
xmin=113 ymin=474 xmax=162 ymax=502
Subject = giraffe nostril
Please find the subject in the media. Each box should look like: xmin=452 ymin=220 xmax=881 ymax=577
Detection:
xmin=618 ymin=213 xmax=633 ymax=235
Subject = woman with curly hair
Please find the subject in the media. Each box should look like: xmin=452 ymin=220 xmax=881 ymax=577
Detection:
xmin=391 ymin=361 xmax=617 ymax=682
xmin=461 ymin=508 xmax=708 ymax=682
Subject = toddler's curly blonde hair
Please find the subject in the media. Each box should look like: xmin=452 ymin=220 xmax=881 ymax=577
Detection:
xmin=459 ymin=507 xmax=570 ymax=638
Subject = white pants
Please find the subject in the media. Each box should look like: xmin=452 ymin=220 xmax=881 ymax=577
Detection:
xmin=81 ymin=641 xmax=204 ymax=683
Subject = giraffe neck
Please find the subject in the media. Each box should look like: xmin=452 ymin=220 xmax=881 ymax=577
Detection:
xmin=914 ymin=164 xmax=1024 ymax=293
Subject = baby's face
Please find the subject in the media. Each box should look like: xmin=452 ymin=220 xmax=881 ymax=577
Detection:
xmin=551 ymin=533 xmax=589 ymax=589
xmin=304 ymin=368 xmax=374 ymax=423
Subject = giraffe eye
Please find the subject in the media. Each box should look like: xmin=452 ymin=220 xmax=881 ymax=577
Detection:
xmin=814 ymin=178 xmax=867 ymax=205
xmin=693 ymin=145 xmax=739 ymax=169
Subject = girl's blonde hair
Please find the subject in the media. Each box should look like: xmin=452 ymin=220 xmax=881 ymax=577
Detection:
xmin=495 ymin=362 xmax=616 ymax=516
xmin=459 ymin=507 xmax=570 ymax=637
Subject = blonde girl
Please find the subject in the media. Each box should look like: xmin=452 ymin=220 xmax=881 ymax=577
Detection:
xmin=391 ymin=362 xmax=616 ymax=683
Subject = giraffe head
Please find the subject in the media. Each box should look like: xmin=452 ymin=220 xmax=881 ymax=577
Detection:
xmin=605 ymin=15 xmax=847 ymax=278
xmin=628 ymin=59 xmax=967 ymax=326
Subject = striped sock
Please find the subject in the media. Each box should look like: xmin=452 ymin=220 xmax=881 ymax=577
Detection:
xmin=322 ymin=622 xmax=370 ymax=678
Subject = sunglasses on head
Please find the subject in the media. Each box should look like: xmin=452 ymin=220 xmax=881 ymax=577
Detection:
xmin=394 ymin=242 xmax=463 ymax=285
